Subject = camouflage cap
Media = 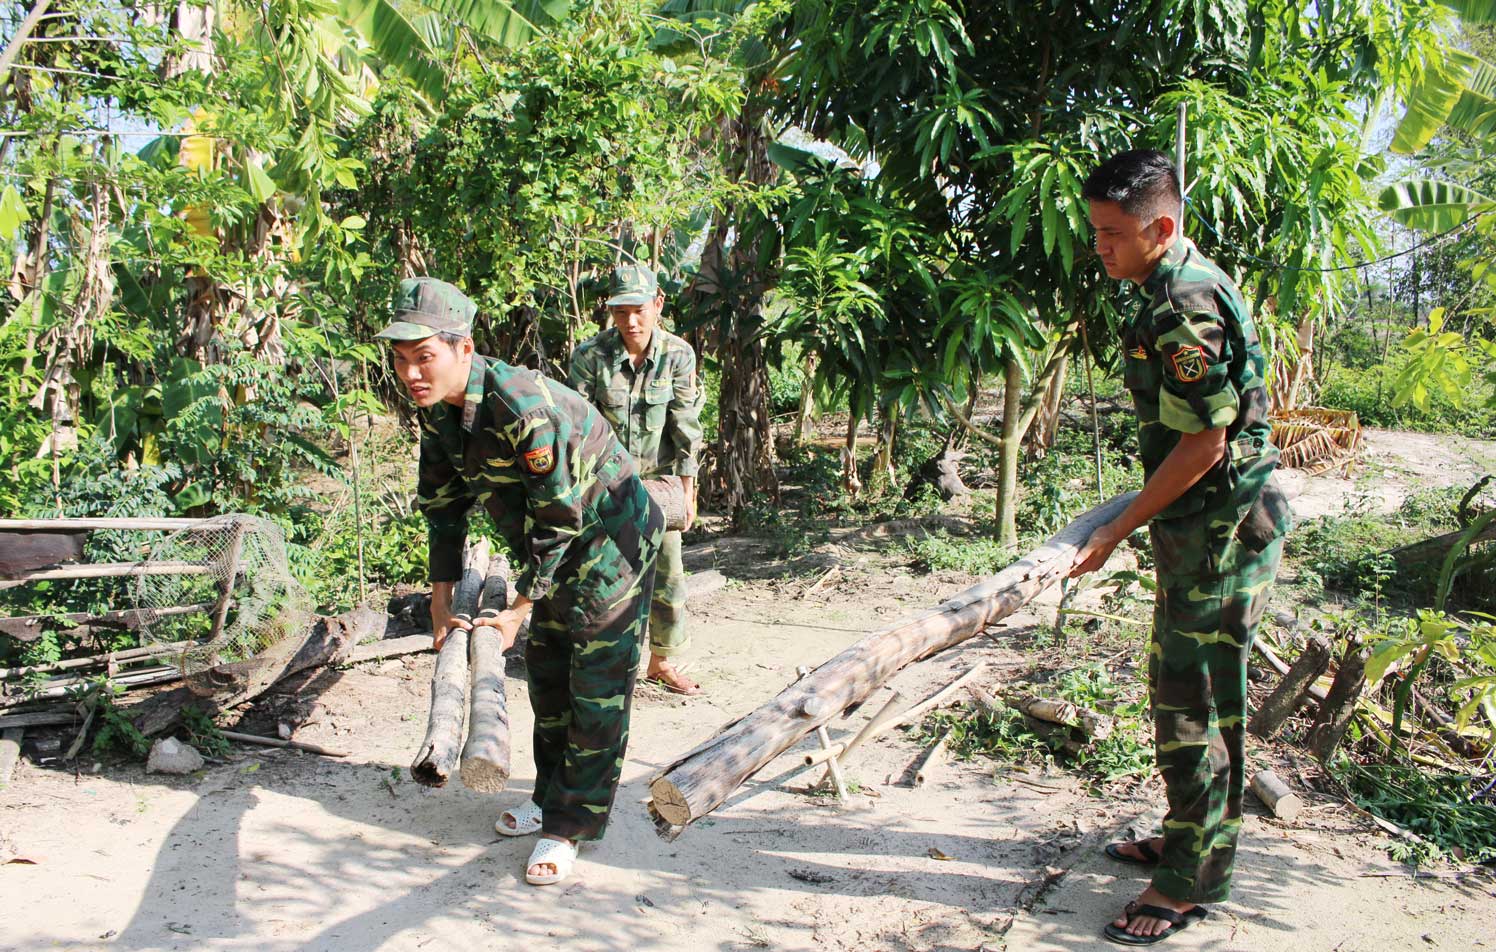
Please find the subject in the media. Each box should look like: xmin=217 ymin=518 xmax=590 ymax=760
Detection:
xmin=604 ymin=264 xmax=660 ymax=307
xmin=374 ymin=277 xmax=476 ymax=341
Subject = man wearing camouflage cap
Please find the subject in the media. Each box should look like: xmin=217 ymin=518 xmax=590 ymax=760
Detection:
xmin=569 ymin=263 xmax=706 ymax=696
xmin=1068 ymin=151 xmax=1292 ymax=945
xmin=378 ymin=276 xmax=664 ymax=887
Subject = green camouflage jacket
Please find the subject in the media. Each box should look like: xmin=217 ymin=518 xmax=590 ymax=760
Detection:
xmin=415 ymin=355 xmax=639 ymax=601
xmin=567 ymin=327 xmax=704 ymax=479
xmin=1123 ymin=237 xmax=1285 ymax=531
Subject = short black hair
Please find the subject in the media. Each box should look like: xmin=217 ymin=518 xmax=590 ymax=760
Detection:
xmin=1082 ymin=150 xmax=1181 ymax=221
xmin=434 ymin=331 xmax=468 ymax=350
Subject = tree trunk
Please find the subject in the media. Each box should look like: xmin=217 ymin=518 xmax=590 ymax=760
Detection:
xmin=996 ymin=358 xmax=1024 ymax=547
xmin=841 ymin=411 xmax=862 ymax=496
xmin=1248 ymin=633 xmax=1332 ymax=739
xmin=1026 ymin=350 xmax=1070 ymax=457
xmin=686 ymin=102 xmax=778 ymax=519
xmin=1307 ymin=639 xmax=1370 ymax=762
xmin=648 ymin=491 xmax=1137 ymax=830
xmin=869 ymin=402 xmax=899 ymax=492
xmin=795 ymin=352 xmax=818 ymax=444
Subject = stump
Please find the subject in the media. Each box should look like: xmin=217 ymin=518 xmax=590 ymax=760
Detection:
xmin=1248 ymin=633 xmax=1332 ymax=739
xmin=1307 ymin=639 xmax=1370 ymax=762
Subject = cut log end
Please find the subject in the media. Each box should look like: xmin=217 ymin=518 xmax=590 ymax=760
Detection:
xmin=459 ymin=757 xmax=511 ymax=794
xmin=649 ymin=777 xmax=693 ymax=828
xmin=410 ymin=745 xmax=454 ymax=788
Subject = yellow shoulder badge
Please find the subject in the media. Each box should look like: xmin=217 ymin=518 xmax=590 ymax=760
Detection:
xmin=1128 ymin=345 xmax=1149 ymax=360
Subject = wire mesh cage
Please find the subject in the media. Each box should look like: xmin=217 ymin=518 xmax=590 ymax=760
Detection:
xmin=132 ymin=515 xmax=312 ymax=690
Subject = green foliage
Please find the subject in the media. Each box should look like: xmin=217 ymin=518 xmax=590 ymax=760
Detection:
xmin=181 ymin=706 xmax=232 ymax=759
xmin=1335 ymin=759 xmax=1496 ymax=865
xmin=904 ymin=531 xmax=1012 ymax=576
xmin=91 ymin=682 xmax=152 ymax=760
xmin=1318 ymin=362 xmax=1496 ymax=436
xmin=922 ymin=664 xmax=1152 ymax=787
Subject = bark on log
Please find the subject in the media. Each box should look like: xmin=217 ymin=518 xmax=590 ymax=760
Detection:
xmin=1385 ymin=520 xmax=1496 ymax=564
xmin=648 ymin=491 xmax=1137 ymax=829
xmin=1249 ymin=769 xmax=1303 ymax=821
xmin=410 ymin=540 xmax=487 ymax=787
xmin=461 ymin=556 xmax=512 ymax=793
xmin=1248 ymin=633 xmax=1332 ymax=739
xmin=1308 ymin=640 xmax=1370 ymax=762
xmin=643 ymin=476 xmax=689 ymax=532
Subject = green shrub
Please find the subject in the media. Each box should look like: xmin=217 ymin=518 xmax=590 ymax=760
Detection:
xmin=1318 ymin=363 xmax=1496 ymax=437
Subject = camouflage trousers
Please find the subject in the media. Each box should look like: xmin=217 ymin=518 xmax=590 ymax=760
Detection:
xmin=647 ymin=530 xmax=688 ymax=657
xmin=1148 ymin=513 xmax=1284 ymax=904
xmin=526 ymin=481 xmax=663 ymax=842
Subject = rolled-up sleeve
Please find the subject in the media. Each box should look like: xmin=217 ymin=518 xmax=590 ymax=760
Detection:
xmin=509 ymin=408 xmax=584 ymax=601
xmin=1154 ymin=309 xmax=1237 ymax=434
xmin=415 ymin=421 xmax=472 ymax=583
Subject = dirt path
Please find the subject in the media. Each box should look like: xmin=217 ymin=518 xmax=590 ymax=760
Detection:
xmin=4 ymin=432 xmax=1496 ymax=950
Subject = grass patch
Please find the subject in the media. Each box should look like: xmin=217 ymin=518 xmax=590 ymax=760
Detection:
xmin=1333 ymin=759 xmax=1496 ymax=865
xmin=904 ymin=530 xmax=1013 ymax=575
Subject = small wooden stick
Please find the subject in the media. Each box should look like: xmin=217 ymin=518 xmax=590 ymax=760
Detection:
xmin=797 ymin=666 xmax=848 ymax=801
xmin=221 ymin=730 xmax=347 ymax=758
xmin=914 ymin=729 xmax=953 ymax=787
xmin=833 ymin=689 xmax=905 ymax=763
xmin=894 ymin=663 xmax=990 ymax=728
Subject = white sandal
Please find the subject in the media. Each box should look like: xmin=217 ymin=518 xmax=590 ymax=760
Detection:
xmin=494 ymin=800 xmax=543 ymax=837
xmin=525 ymin=837 xmax=578 ymax=886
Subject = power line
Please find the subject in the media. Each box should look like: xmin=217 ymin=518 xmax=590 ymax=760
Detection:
xmin=1185 ymin=196 xmax=1490 ymax=275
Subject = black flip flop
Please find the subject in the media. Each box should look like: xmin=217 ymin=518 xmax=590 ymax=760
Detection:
xmin=1103 ymin=903 xmax=1209 ymax=946
xmin=1104 ymin=840 xmax=1161 ymax=866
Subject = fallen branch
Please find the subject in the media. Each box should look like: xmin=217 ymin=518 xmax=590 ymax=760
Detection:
xmin=220 ymin=730 xmax=347 ymax=757
xmin=648 ymin=492 xmax=1137 ymax=831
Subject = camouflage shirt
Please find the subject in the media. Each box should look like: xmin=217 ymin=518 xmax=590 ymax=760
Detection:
xmin=567 ymin=327 xmax=704 ymax=479
xmin=415 ymin=355 xmax=639 ymax=601
xmin=1122 ymin=237 xmax=1280 ymax=524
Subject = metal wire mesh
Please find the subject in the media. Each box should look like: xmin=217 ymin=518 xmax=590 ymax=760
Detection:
xmin=133 ymin=515 xmax=312 ymax=680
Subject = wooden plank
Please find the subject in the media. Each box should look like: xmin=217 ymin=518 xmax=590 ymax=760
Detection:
xmin=0 ymin=603 xmax=213 ymax=642
xmin=0 ymin=710 xmax=78 ymax=729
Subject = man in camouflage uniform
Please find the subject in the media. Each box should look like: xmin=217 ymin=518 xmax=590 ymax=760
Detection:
xmin=569 ymin=264 xmax=706 ymax=695
xmin=377 ymin=277 xmax=664 ymax=886
xmin=1069 ymin=151 xmax=1292 ymax=945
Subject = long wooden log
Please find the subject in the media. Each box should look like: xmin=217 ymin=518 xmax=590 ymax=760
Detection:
xmin=1248 ymin=633 xmax=1332 ymax=739
xmin=648 ymin=491 xmax=1137 ymax=829
xmin=0 ymin=603 xmax=213 ymax=643
xmin=642 ymin=476 xmax=689 ymax=532
xmin=0 ymin=561 xmax=211 ymax=590
xmin=461 ymin=555 xmax=511 ymax=793
xmin=411 ymin=539 xmax=487 ymax=787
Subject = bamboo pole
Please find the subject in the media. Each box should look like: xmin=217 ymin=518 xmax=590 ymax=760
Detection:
xmin=1 ymin=561 xmax=211 ymax=588
xmin=0 ymin=518 xmax=205 ymax=531
xmin=649 ymin=492 xmax=1137 ymax=830
xmin=914 ymin=730 xmax=953 ymax=787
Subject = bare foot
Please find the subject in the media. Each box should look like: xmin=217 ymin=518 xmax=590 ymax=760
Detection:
xmin=527 ymin=833 xmax=574 ymax=880
xmin=646 ymin=656 xmax=702 ymax=695
xmin=1112 ymin=886 xmax=1198 ymax=939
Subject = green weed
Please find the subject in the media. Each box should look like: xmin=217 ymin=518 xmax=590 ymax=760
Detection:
xmin=904 ymin=531 xmax=1013 ymax=575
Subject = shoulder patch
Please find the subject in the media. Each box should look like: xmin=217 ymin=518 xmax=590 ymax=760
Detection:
xmin=522 ymin=445 xmax=555 ymax=475
xmin=1167 ymin=345 xmax=1208 ymax=383
xmin=1128 ymin=345 xmax=1149 ymax=360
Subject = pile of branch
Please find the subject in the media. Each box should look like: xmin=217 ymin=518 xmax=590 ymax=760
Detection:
xmin=1270 ymin=407 xmax=1362 ymax=476
xmin=648 ymin=492 xmax=1137 ymax=832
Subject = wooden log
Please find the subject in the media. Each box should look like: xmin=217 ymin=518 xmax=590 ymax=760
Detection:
xmin=0 ymin=529 xmax=86 ymax=577
xmin=1385 ymin=520 xmax=1496 ymax=564
xmin=0 ymin=561 xmax=211 ymax=590
xmin=186 ymin=604 xmax=381 ymax=703
xmin=648 ymin=492 xmax=1137 ymax=829
xmin=220 ymin=730 xmax=347 ymax=757
xmin=0 ymin=603 xmax=213 ymax=643
xmin=1308 ymin=639 xmax=1370 ymax=762
xmin=461 ymin=556 xmax=512 ymax=793
xmin=1248 ymin=633 xmax=1333 ymax=739
xmin=2 ymin=666 xmax=181 ymax=708
xmin=0 ymin=517 xmax=205 ymax=532
xmin=1003 ymin=692 xmax=1113 ymax=741
xmin=1250 ymin=769 xmax=1303 ymax=821
xmin=642 ymin=476 xmax=689 ymax=531
xmin=410 ymin=539 xmax=487 ymax=787
xmin=0 ymin=710 xmax=78 ymax=730
xmin=914 ymin=729 xmax=953 ymax=787
xmin=0 ymin=727 xmax=22 ymax=784
xmin=806 ymin=664 xmax=994 ymax=767
xmin=345 ymin=634 xmax=435 ymax=664
xmin=412 ymin=627 xmax=470 ymax=787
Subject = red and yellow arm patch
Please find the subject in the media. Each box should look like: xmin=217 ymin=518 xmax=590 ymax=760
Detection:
xmin=1167 ymin=345 xmax=1208 ymax=383
xmin=522 ymin=445 xmax=555 ymax=475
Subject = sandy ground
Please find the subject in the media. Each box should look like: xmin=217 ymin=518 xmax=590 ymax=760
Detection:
xmin=3 ymin=430 xmax=1496 ymax=951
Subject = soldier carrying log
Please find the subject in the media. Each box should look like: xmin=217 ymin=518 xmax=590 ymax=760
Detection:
xmin=569 ymin=264 xmax=707 ymax=695
xmin=1069 ymin=150 xmax=1293 ymax=946
xmin=377 ymin=277 xmax=664 ymax=887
